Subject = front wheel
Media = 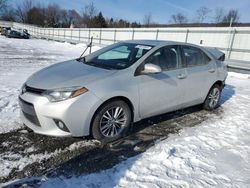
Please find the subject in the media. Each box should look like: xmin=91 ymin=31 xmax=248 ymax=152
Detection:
xmin=91 ymin=100 xmax=132 ymax=142
xmin=203 ymin=84 xmax=221 ymax=111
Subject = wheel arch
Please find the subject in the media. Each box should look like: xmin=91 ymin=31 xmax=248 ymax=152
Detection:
xmin=212 ymin=80 xmax=224 ymax=90
xmin=203 ymin=80 xmax=224 ymax=103
xmin=89 ymin=96 xmax=135 ymax=137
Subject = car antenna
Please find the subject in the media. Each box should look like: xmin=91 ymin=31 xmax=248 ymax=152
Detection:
xmin=78 ymin=37 xmax=93 ymax=61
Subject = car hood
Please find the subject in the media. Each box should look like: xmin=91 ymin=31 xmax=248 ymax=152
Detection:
xmin=26 ymin=59 xmax=117 ymax=89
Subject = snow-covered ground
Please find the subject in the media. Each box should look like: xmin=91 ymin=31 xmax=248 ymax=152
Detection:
xmin=0 ymin=36 xmax=250 ymax=187
xmin=0 ymin=36 xmax=99 ymax=133
xmin=38 ymin=73 xmax=250 ymax=187
xmin=0 ymin=36 xmax=100 ymax=181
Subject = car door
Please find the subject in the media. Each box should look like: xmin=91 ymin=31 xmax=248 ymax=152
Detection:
xmin=181 ymin=45 xmax=217 ymax=106
xmin=136 ymin=45 xmax=187 ymax=119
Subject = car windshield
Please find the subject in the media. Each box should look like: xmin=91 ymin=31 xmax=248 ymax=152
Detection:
xmin=83 ymin=43 xmax=153 ymax=70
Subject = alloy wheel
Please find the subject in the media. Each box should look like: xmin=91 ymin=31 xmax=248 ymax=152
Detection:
xmin=208 ymin=87 xmax=220 ymax=108
xmin=100 ymin=106 xmax=127 ymax=137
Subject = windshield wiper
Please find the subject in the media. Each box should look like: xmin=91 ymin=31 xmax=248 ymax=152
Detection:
xmin=76 ymin=37 xmax=93 ymax=63
xmin=76 ymin=56 xmax=86 ymax=62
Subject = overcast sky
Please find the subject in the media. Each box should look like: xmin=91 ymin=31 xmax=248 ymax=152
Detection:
xmin=12 ymin=0 xmax=250 ymax=23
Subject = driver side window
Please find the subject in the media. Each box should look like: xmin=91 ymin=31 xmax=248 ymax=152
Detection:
xmin=145 ymin=45 xmax=180 ymax=71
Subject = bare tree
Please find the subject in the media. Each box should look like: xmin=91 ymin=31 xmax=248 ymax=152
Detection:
xmin=214 ymin=8 xmax=225 ymax=23
xmin=1 ymin=6 xmax=16 ymax=21
xmin=143 ymin=13 xmax=152 ymax=27
xmin=45 ymin=4 xmax=62 ymax=27
xmin=26 ymin=6 xmax=46 ymax=26
xmin=82 ymin=2 xmax=97 ymax=27
xmin=16 ymin=0 xmax=33 ymax=23
xmin=0 ymin=0 xmax=7 ymax=12
xmin=61 ymin=9 xmax=81 ymax=27
xmin=196 ymin=6 xmax=211 ymax=23
xmin=171 ymin=13 xmax=188 ymax=24
xmin=223 ymin=9 xmax=240 ymax=24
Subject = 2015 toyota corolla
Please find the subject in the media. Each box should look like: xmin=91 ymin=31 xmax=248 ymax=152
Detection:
xmin=19 ymin=40 xmax=227 ymax=142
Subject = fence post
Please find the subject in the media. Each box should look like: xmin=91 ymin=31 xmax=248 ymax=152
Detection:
xmin=156 ymin=29 xmax=159 ymax=40
xmin=88 ymin=29 xmax=91 ymax=42
xmin=185 ymin=29 xmax=189 ymax=43
xmin=132 ymin=29 xmax=135 ymax=40
xmin=114 ymin=29 xmax=117 ymax=43
xmin=228 ymin=29 xmax=236 ymax=59
xmin=99 ymin=28 xmax=102 ymax=44
xmin=52 ymin=27 xmax=54 ymax=40
xmin=71 ymin=29 xmax=73 ymax=42
xmin=79 ymin=28 xmax=81 ymax=42
xmin=64 ymin=29 xmax=66 ymax=41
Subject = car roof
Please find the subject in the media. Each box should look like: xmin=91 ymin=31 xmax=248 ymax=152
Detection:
xmin=123 ymin=40 xmax=183 ymax=46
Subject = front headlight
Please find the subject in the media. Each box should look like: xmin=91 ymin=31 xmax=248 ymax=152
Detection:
xmin=43 ymin=86 xmax=88 ymax=102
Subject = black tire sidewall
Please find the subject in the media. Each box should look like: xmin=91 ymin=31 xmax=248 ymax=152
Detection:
xmin=91 ymin=100 xmax=132 ymax=142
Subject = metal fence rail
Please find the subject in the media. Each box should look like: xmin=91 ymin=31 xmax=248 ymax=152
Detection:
xmin=1 ymin=21 xmax=250 ymax=71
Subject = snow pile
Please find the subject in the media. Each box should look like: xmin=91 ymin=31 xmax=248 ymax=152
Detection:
xmin=0 ymin=36 xmax=99 ymax=133
xmin=39 ymin=72 xmax=250 ymax=188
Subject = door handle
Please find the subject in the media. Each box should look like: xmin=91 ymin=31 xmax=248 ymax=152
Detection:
xmin=177 ymin=74 xmax=187 ymax=79
xmin=208 ymin=68 xmax=215 ymax=73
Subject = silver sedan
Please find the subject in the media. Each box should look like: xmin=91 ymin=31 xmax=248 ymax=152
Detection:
xmin=19 ymin=40 xmax=228 ymax=142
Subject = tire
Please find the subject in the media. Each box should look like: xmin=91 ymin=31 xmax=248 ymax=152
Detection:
xmin=91 ymin=100 xmax=132 ymax=142
xmin=203 ymin=84 xmax=221 ymax=111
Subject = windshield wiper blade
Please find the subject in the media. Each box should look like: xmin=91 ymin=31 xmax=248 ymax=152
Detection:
xmin=76 ymin=56 xmax=86 ymax=63
xmin=78 ymin=37 xmax=93 ymax=61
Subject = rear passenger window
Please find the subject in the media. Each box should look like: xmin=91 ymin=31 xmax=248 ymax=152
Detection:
xmin=183 ymin=46 xmax=211 ymax=67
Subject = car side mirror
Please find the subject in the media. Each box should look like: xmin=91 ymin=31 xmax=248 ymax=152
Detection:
xmin=142 ymin=63 xmax=162 ymax=74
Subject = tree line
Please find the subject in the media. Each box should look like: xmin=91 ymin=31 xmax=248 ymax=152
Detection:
xmin=0 ymin=0 xmax=243 ymax=28
xmin=169 ymin=7 xmax=240 ymax=27
xmin=0 ymin=0 xmax=141 ymax=28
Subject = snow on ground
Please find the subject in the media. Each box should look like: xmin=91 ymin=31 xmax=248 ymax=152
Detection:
xmin=0 ymin=138 xmax=97 ymax=180
xmin=0 ymin=36 xmax=99 ymax=133
xmin=0 ymin=36 xmax=100 ymax=179
xmin=1 ymin=36 xmax=250 ymax=187
xmin=32 ymin=72 xmax=249 ymax=188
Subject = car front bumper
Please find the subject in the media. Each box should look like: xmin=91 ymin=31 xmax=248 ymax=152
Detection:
xmin=19 ymin=91 xmax=102 ymax=137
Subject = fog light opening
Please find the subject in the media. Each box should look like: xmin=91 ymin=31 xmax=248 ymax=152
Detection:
xmin=54 ymin=120 xmax=70 ymax=133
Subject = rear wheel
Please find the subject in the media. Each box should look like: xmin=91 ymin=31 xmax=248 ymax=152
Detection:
xmin=91 ymin=100 xmax=132 ymax=142
xmin=203 ymin=84 xmax=221 ymax=110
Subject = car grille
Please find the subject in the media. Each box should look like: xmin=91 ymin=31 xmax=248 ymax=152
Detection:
xmin=19 ymin=97 xmax=41 ymax=126
xmin=25 ymin=85 xmax=45 ymax=95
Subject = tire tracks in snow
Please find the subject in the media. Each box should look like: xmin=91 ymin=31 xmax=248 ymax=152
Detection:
xmin=0 ymin=105 xmax=214 ymax=185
